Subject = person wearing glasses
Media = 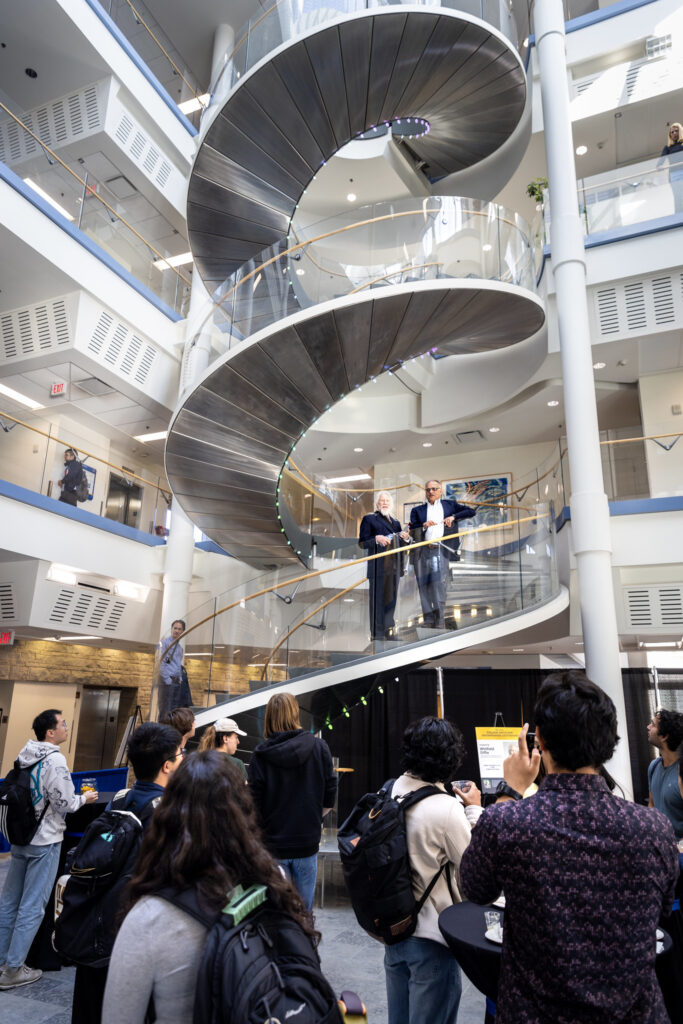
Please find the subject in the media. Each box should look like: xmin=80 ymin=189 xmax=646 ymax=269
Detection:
xmin=70 ymin=722 xmax=183 ymax=1024
xmin=0 ymin=710 xmax=98 ymax=991
xmin=409 ymin=480 xmax=475 ymax=629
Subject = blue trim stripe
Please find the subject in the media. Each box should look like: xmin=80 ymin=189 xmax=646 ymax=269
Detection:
xmin=83 ymin=0 xmax=198 ymax=137
xmin=0 ymin=161 xmax=182 ymax=322
xmin=565 ymin=0 xmax=659 ymax=34
xmin=558 ymin=496 xmax=683 ymax=520
xmin=584 ymin=213 xmax=683 ymax=249
xmin=0 ymin=478 xmax=167 ymax=546
xmin=195 ymin=539 xmax=231 ymax=556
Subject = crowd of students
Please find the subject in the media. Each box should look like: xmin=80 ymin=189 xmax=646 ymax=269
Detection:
xmin=0 ymin=676 xmax=681 ymax=1024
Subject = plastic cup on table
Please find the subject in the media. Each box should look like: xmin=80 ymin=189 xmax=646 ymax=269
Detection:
xmin=80 ymin=777 xmax=97 ymax=794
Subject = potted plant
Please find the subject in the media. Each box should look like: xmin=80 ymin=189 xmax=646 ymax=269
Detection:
xmin=526 ymin=177 xmax=549 ymax=206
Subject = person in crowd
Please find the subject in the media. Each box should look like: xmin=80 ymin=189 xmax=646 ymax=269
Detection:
xmin=0 ymin=709 xmax=98 ymax=991
xmin=460 ymin=671 xmax=679 ymax=1024
xmin=101 ymin=750 xmax=316 ymax=1024
xmin=248 ymin=693 xmax=337 ymax=910
xmin=359 ymin=491 xmax=410 ymax=640
xmin=384 ymin=716 xmax=482 ymax=1024
xmin=161 ymin=706 xmax=196 ymax=752
xmin=58 ymin=448 xmax=84 ymax=506
xmin=647 ymin=708 xmax=683 ymax=839
xmin=71 ymin=722 xmax=183 ymax=1023
xmin=409 ymin=480 xmax=475 ymax=629
xmin=156 ymin=619 xmax=186 ymax=720
xmin=657 ymin=121 xmax=683 ymax=212
xmin=197 ymin=716 xmax=248 ymax=781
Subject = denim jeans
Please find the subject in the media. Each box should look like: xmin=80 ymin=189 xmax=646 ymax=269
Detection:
xmin=279 ymin=854 xmax=318 ymax=911
xmin=384 ymin=935 xmax=462 ymax=1024
xmin=0 ymin=841 xmax=61 ymax=967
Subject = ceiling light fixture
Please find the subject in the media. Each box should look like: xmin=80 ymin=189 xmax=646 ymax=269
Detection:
xmin=133 ymin=431 xmax=168 ymax=442
xmin=482 ymin=244 xmax=492 ymax=252
xmin=296 ymin=268 xmax=305 ymax=276
xmin=593 ymin=361 xmax=606 ymax=369
xmin=23 ymin=178 xmax=74 ymax=221
xmin=575 ymin=145 xmax=588 ymax=155
xmin=353 ymin=447 xmax=363 ymax=453
xmin=547 ymin=400 xmax=559 ymax=407
xmin=347 ymin=192 xmax=357 ymax=202
xmin=638 ymin=640 xmax=682 ymax=649
xmin=323 ymin=473 xmax=371 ymax=484
xmin=489 ymin=426 xmax=500 ymax=433
xmin=152 ymin=252 xmax=193 ymax=270
xmin=47 ymin=565 xmax=78 ymax=586
xmin=0 ymin=382 xmax=44 ymax=410
xmin=422 ymin=442 xmax=432 ymax=448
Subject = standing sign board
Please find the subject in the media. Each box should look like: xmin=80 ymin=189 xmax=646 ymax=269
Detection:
xmin=475 ymin=727 xmax=522 ymax=794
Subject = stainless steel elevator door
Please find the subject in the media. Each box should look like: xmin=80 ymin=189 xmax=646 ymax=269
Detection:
xmin=74 ymin=687 xmax=121 ymax=771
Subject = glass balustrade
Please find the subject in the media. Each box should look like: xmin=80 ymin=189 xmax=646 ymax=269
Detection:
xmin=189 ymin=196 xmax=536 ymax=361
xmin=207 ymin=0 xmax=530 ymax=119
xmin=152 ymin=501 xmax=560 ymax=714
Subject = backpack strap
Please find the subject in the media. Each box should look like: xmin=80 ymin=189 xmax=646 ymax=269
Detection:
xmin=27 ymin=753 xmax=53 ymax=825
xmin=396 ymin=784 xmax=443 ymax=812
xmin=398 ymin=784 xmax=457 ymax=915
xmin=154 ymin=886 xmax=220 ymax=930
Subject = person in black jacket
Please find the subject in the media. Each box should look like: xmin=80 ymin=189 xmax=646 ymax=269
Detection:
xmin=658 ymin=121 xmax=683 ymax=212
xmin=248 ymin=693 xmax=337 ymax=910
xmin=58 ymin=448 xmax=83 ymax=506
xmin=359 ymin=491 xmax=410 ymax=640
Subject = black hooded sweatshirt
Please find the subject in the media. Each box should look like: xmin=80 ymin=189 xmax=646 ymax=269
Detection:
xmin=248 ymin=729 xmax=337 ymax=859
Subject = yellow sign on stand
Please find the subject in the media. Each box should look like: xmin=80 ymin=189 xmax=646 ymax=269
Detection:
xmin=475 ymin=727 xmax=521 ymax=793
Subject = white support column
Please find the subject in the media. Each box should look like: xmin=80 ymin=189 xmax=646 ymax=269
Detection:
xmin=535 ymin=0 xmax=632 ymax=795
xmin=160 ymin=501 xmax=196 ymax=633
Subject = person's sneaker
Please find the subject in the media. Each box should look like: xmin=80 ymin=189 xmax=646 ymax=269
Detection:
xmin=0 ymin=963 xmax=42 ymax=989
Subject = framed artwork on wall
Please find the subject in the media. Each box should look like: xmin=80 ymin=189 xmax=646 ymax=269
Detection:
xmin=443 ymin=475 xmax=511 ymax=529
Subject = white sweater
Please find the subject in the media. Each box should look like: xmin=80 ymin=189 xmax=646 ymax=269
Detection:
xmin=392 ymin=773 xmax=483 ymax=945
xmin=16 ymin=739 xmax=86 ymax=845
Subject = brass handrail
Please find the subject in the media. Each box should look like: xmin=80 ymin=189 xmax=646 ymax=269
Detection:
xmin=121 ymin=0 xmax=207 ymax=106
xmin=0 ymin=100 xmax=192 ymax=285
xmin=0 ymin=409 xmax=172 ymax=496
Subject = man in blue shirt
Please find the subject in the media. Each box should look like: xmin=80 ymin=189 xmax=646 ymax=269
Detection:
xmin=156 ymin=618 xmax=186 ymax=720
xmin=647 ymin=708 xmax=683 ymax=839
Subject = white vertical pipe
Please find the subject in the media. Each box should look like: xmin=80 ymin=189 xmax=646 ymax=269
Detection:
xmin=535 ymin=0 xmax=632 ymax=796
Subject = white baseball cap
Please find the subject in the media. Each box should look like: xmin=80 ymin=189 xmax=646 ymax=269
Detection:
xmin=215 ymin=717 xmax=247 ymax=736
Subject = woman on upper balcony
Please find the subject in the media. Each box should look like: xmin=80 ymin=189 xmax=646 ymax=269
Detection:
xmin=359 ymin=491 xmax=410 ymax=641
xmin=658 ymin=121 xmax=683 ymax=212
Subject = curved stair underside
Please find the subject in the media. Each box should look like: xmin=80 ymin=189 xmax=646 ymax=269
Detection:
xmin=188 ymin=8 xmax=528 ymax=290
xmin=166 ymin=280 xmax=545 ymax=567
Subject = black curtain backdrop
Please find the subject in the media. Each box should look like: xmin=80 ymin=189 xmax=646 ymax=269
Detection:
xmin=327 ymin=667 xmax=657 ymax=821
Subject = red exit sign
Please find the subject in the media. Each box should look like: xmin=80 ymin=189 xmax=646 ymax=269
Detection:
xmin=0 ymin=630 xmax=14 ymax=646
xmin=50 ymin=382 xmax=66 ymax=397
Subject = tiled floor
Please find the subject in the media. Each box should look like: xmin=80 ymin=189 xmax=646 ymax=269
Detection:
xmin=0 ymin=852 xmax=486 ymax=1023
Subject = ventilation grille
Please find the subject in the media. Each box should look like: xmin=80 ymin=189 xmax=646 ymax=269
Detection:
xmin=624 ymin=587 xmax=683 ymax=629
xmin=0 ymin=85 xmax=102 ymax=166
xmin=573 ymin=50 xmax=679 ymax=105
xmin=47 ymin=589 xmax=128 ymax=632
xmin=87 ymin=311 xmax=157 ymax=385
xmin=0 ymin=299 xmax=71 ymax=362
xmin=594 ymin=273 xmax=683 ymax=338
xmin=0 ymin=583 xmax=16 ymax=621
xmin=112 ymin=105 xmax=180 ymax=193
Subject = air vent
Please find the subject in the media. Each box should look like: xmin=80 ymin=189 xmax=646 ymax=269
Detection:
xmin=49 ymin=589 xmax=75 ymax=624
xmin=454 ymin=430 xmax=485 ymax=444
xmin=115 ymin=114 xmax=134 ymax=145
xmin=0 ymin=583 xmax=15 ymax=621
xmin=105 ymin=601 xmax=126 ymax=632
xmin=0 ymin=82 xmax=103 ymax=167
xmin=652 ymin=276 xmax=675 ymax=324
xmin=71 ymin=593 xmax=93 ymax=626
xmin=624 ymin=586 xmax=683 ymax=629
xmin=73 ymin=376 xmax=115 ymax=397
xmin=646 ymin=34 xmax=671 ymax=59
xmin=596 ymin=288 xmax=619 ymax=334
xmin=0 ymin=298 xmax=73 ymax=363
xmin=594 ymin=273 xmax=683 ymax=339
xmin=134 ymin=344 xmax=156 ymax=384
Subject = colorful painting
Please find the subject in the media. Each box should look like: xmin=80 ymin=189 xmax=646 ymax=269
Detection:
xmin=443 ymin=475 xmax=511 ymax=528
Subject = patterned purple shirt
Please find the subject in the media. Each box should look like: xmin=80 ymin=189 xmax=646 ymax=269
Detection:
xmin=460 ymin=773 xmax=679 ymax=1024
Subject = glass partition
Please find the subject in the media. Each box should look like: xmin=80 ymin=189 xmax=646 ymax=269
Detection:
xmin=152 ymin=501 xmax=559 ymax=714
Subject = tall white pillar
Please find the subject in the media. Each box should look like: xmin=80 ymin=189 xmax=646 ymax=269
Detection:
xmin=535 ymin=1 xmax=632 ymax=795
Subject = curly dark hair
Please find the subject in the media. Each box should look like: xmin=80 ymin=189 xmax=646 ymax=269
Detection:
xmin=534 ymin=671 xmax=619 ymax=771
xmin=401 ymin=716 xmax=466 ymax=783
xmin=121 ymin=750 xmax=317 ymax=942
xmin=654 ymin=710 xmax=683 ymax=752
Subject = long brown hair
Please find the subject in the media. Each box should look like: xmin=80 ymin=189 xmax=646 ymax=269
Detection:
xmin=264 ymin=692 xmax=301 ymax=737
xmin=121 ymin=750 xmax=317 ymax=940
xmin=197 ymin=724 xmax=223 ymax=751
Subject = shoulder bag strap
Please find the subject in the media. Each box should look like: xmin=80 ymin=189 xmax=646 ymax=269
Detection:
xmin=154 ymin=886 xmax=220 ymax=930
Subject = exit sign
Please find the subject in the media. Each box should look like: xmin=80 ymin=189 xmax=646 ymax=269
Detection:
xmin=0 ymin=630 xmax=14 ymax=646
xmin=50 ymin=382 xmax=66 ymax=397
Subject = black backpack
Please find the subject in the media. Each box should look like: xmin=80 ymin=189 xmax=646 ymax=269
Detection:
xmin=75 ymin=468 xmax=89 ymax=502
xmin=156 ymin=884 xmax=341 ymax=1024
xmin=53 ymin=789 xmax=158 ymax=967
xmin=0 ymin=755 xmax=50 ymax=845
xmin=337 ymin=779 xmax=453 ymax=945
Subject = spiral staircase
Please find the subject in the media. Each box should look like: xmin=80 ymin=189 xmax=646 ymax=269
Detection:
xmin=162 ymin=2 xmax=568 ymax=713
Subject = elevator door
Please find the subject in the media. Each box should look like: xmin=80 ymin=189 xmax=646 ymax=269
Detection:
xmin=105 ymin=473 xmax=143 ymax=528
xmin=74 ymin=688 xmax=121 ymax=771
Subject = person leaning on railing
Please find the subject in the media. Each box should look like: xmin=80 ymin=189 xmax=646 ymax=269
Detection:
xmin=657 ymin=121 xmax=683 ymax=213
xmin=358 ymin=491 xmax=410 ymax=641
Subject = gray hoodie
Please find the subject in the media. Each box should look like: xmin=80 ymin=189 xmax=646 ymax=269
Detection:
xmin=17 ymin=739 xmax=86 ymax=845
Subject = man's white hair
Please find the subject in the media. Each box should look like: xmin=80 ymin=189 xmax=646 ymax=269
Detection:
xmin=375 ymin=490 xmax=394 ymax=510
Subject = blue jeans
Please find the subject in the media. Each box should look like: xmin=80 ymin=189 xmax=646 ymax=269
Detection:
xmin=279 ymin=854 xmax=318 ymax=911
xmin=0 ymin=841 xmax=61 ymax=967
xmin=384 ymin=936 xmax=462 ymax=1024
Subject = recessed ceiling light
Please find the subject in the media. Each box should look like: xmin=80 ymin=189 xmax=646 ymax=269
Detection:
xmin=512 ymin=647 xmax=524 ymax=652
xmin=489 ymin=426 xmax=500 ymax=433
xmin=133 ymin=430 xmax=168 ymax=442
xmin=547 ymin=400 xmax=559 ymax=407
xmin=482 ymin=244 xmax=492 ymax=252
xmin=152 ymin=252 xmax=193 ymax=269
xmin=296 ymin=268 xmax=305 ymax=276
xmin=347 ymin=192 xmax=356 ymax=202
xmin=422 ymin=442 xmax=432 ymax=448
xmin=353 ymin=447 xmax=363 ymax=453
xmin=23 ymin=178 xmax=74 ymax=221
xmin=593 ymin=361 xmax=606 ymax=369
xmin=0 ymin=382 xmax=44 ymax=410
xmin=575 ymin=145 xmax=588 ymax=155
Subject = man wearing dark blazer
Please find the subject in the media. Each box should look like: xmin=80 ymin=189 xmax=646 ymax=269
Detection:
xmin=359 ymin=492 xmax=410 ymax=640
xmin=409 ymin=480 xmax=475 ymax=628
